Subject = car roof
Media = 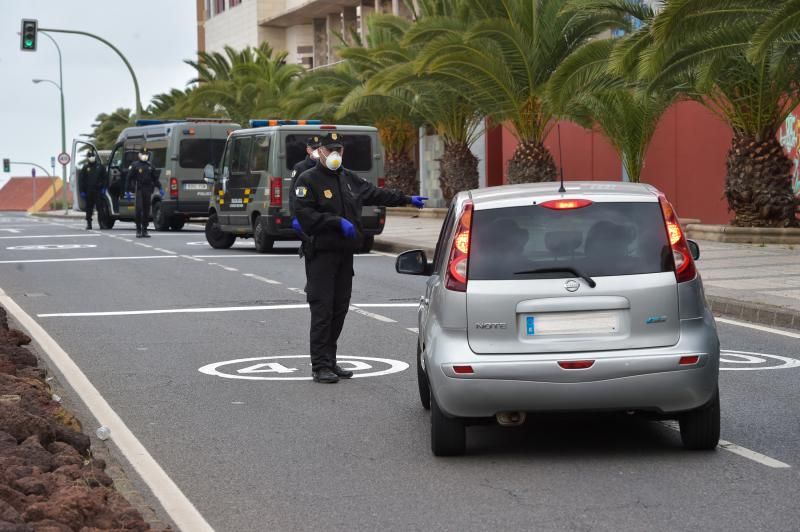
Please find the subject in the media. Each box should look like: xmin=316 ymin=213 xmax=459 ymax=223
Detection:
xmin=466 ymin=181 xmax=663 ymax=210
xmin=231 ymin=124 xmax=378 ymax=136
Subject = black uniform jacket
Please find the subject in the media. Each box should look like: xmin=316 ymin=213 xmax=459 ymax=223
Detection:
xmin=125 ymin=161 xmax=162 ymax=193
xmin=294 ymin=162 xmax=410 ymax=253
xmin=290 ymin=156 xmax=318 ymax=215
xmin=78 ymin=163 xmax=108 ymax=193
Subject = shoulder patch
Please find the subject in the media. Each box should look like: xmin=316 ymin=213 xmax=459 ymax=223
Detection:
xmin=295 ymin=186 xmax=308 ymax=198
xmin=291 ymin=170 xmax=297 ymax=178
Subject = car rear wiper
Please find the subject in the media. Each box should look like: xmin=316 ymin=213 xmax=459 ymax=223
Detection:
xmin=513 ymin=267 xmax=597 ymax=288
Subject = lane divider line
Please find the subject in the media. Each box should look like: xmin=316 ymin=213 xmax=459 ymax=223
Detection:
xmin=243 ymin=273 xmax=281 ymax=285
xmin=0 ymin=287 xmax=214 ymax=531
xmin=660 ymin=421 xmax=791 ymax=469
xmin=0 ymin=256 xmax=178 ymax=264
xmin=716 ymin=317 xmax=800 ymax=339
xmin=349 ymin=306 xmax=397 ymax=323
xmin=0 ymin=234 xmax=102 ymax=239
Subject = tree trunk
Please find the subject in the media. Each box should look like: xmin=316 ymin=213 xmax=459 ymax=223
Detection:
xmin=725 ymin=136 xmax=798 ymax=227
xmin=385 ymin=152 xmax=418 ymax=195
xmin=438 ymin=142 xmax=479 ymax=204
xmin=506 ymin=140 xmax=558 ymax=184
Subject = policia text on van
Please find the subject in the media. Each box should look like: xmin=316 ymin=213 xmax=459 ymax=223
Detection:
xmin=203 ymin=120 xmax=395 ymax=253
xmin=73 ymin=118 xmax=238 ymax=231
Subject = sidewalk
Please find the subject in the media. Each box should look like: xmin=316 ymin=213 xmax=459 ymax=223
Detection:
xmin=375 ymin=213 xmax=800 ymax=331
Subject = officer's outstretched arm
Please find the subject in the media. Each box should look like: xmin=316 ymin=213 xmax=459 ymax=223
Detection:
xmin=294 ymin=177 xmax=342 ymax=235
xmin=360 ymin=176 xmax=411 ymax=207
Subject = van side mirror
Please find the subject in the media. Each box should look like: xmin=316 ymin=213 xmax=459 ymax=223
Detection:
xmin=396 ymin=250 xmax=433 ymax=276
xmin=687 ymin=239 xmax=700 ymax=261
xmin=203 ymin=164 xmax=216 ymax=184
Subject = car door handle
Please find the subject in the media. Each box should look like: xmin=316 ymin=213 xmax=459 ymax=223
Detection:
xmin=420 ymin=296 xmax=430 ymax=306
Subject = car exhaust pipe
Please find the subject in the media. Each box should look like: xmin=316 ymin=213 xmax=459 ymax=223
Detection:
xmin=496 ymin=411 xmax=526 ymax=427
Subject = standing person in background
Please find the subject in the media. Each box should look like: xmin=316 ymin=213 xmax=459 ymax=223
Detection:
xmin=125 ymin=148 xmax=163 ymax=238
xmin=78 ymin=149 xmax=108 ymax=230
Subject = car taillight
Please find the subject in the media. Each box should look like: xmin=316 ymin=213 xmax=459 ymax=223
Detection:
xmin=169 ymin=177 xmax=178 ymax=199
xmin=659 ymin=196 xmax=696 ymax=283
xmin=445 ymin=201 xmax=473 ymax=292
xmin=540 ymin=199 xmax=593 ymax=210
xmin=377 ymin=178 xmax=386 ymax=188
xmin=270 ymin=177 xmax=282 ymax=207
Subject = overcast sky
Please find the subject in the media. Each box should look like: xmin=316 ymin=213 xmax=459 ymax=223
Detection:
xmin=1 ymin=0 xmax=199 ymax=187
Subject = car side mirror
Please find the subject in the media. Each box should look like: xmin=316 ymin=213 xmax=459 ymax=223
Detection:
xmin=203 ymin=164 xmax=216 ymax=184
xmin=396 ymin=250 xmax=433 ymax=276
xmin=687 ymin=239 xmax=700 ymax=261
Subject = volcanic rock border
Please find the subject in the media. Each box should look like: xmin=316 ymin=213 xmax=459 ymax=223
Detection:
xmin=0 ymin=305 xmax=170 ymax=532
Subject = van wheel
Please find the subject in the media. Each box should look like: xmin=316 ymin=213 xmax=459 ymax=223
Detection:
xmin=152 ymin=202 xmax=170 ymax=231
xmin=431 ymin=392 xmax=465 ymax=456
xmin=205 ymin=212 xmax=235 ymax=249
xmin=679 ymin=387 xmax=720 ymax=450
xmin=360 ymin=235 xmax=375 ymax=254
xmin=170 ymin=218 xmax=185 ymax=231
xmin=417 ymin=342 xmax=430 ymax=410
xmin=97 ymin=200 xmax=115 ymax=230
xmin=254 ymin=216 xmax=274 ymax=253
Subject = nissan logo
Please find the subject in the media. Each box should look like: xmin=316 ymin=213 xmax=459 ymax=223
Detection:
xmin=564 ymin=279 xmax=580 ymax=292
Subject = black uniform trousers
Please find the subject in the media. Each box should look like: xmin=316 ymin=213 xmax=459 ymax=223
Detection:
xmin=135 ymin=188 xmax=152 ymax=231
xmin=84 ymin=191 xmax=97 ymax=222
xmin=305 ymin=250 xmax=354 ymax=372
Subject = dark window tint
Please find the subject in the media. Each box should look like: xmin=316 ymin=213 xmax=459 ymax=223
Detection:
xmin=469 ymin=202 xmax=672 ymax=280
xmin=230 ymin=137 xmax=252 ymax=174
xmin=179 ymin=139 xmax=227 ymax=169
xmin=285 ymin=134 xmax=373 ymax=172
xmin=249 ymin=135 xmax=270 ymax=172
xmin=145 ymin=147 xmax=167 ymax=169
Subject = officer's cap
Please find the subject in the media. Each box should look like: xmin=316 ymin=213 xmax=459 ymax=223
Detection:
xmin=319 ymin=132 xmax=343 ymax=150
xmin=138 ymin=147 xmax=149 ymax=154
xmin=305 ymin=136 xmax=321 ymax=149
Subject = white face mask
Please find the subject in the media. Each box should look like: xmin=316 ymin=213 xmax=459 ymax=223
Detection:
xmin=139 ymin=154 xmax=149 ymax=162
xmin=311 ymin=149 xmax=320 ymax=160
xmin=88 ymin=156 xmax=96 ymax=163
xmin=324 ymin=151 xmax=342 ymax=171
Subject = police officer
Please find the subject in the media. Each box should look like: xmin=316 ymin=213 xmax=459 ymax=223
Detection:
xmin=77 ymin=150 xmax=108 ymax=230
xmin=293 ymin=132 xmax=427 ymax=383
xmin=125 ymin=148 xmax=163 ymax=238
xmin=290 ymin=136 xmax=321 ymax=216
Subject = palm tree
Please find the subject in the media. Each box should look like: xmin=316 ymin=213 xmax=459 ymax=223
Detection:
xmin=646 ymin=0 xmax=800 ymax=227
xmin=364 ymin=9 xmax=483 ymax=202
xmin=147 ymin=87 xmax=215 ymax=119
xmin=184 ymin=43 xmax=304 ymax=125
xmin=406 ymin=0 xmax=626 ymax=184
xmin=549 ymin=1 xmax=674 ymax=183
xmin=88 ymin=108 xmax=134 ymax=150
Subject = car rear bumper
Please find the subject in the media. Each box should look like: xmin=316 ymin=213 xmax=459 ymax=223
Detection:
xmin=161 ymin=200 xmax=210 ymax=218
xmin=427 ymin=314 xmax=720 ymax=417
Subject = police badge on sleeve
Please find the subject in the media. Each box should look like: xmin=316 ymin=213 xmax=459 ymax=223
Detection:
xmin=295 ymin=186 xmax=307 ymax=198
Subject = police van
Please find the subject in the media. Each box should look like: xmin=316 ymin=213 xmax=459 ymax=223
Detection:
xmin=73 ymin=118 xmax=239 ymax=230
xmin=203 ymin=120 xmax=387 ymax=253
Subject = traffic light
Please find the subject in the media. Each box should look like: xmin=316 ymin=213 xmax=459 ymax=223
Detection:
xmin=3 ymin=159 xmax=10 ymax=173
xmin=20 ymin=19 xmax=38 ymax=51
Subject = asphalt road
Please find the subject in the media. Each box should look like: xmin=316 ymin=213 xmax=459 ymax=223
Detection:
xmin=1 ymin=212 xmax=798 ymax=532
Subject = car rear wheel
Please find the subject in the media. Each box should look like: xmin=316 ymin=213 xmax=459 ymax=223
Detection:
xmin=417 ymin=343 xmax=430 ymax=410
xmin=431 ymin=392 xmax=465 ymax=456
xmin=679 ymin=387 xmax=720 ymax=450
xmin=205 ymin=212 xmax=235 ymax=249
xmin=152 ymin=201 xmax=170 ymax=231
xmin=254 ymin=216 xmax=275 ymax=253
xmin=170 ymin=217 xmax=185 ymax=231
xmin=97 ymin=199 xmax=115 ymax=230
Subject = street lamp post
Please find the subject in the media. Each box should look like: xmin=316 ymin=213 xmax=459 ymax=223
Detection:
xmin=34 ymin=31 xmax=68 ymax=214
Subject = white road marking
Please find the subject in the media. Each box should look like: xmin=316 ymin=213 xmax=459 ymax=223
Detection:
xmin=153 ymin=248 xmax=177 ymax=255
xmin=135 ymin=243 xmax=153 ymax=248
xmin=287 ymin=287 xmax=306 ymax=295
xmin=717 ymin=317 xmax=800 ymax=339
xmin=407 ymin=327 xmax=419 ymax=334
xmin=660 ymin=421 xmax=791 ymax=469
xmin=119 ymin=238 xmax=133 ymax=242
xmin=0 ymin=287 xmax=214 ymax=531
xmin=0 ymin=233 xmax=101 ymax=239
xmin=352 ymin=303 xmax=418 ymax=308
xmin=349 ymin=306 xmax=397 ymax=323
xmin=190 ymin=254 xmax=381 ymax=259
xmin=180 ymin=255 xmax=206 ymax=262
xmin=0 ymin=256 xmax=178 ymax=264
xmin=0 ymin=228 xmax=21 ymax=233
xmin=38 ymin=303 xmax=310 ymax=317
xmin=243 ymin=273 xmax=281 ymax=284
xmin=371 ymin=250 xmax=398 ymax=257
xmin=221 ymin=266 xmax=238 ymax=272
xmin=199 ymin=355 xmax=408 ymax=381
xmin=720 ymin=350 xmax=800 ymax=371
xmin=6 ymin=244 xmax=97 ymax=250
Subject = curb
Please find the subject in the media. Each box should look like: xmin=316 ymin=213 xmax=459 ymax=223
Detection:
xmin=373 ymin=239 xmax=435 ymax=257
xmin=687 ymin=224 xmax=800 ymax=245
xmin=707 ymin=295 xmax=800 ymax=331
xmin=32 ymin=212 xmax=83 ymax=220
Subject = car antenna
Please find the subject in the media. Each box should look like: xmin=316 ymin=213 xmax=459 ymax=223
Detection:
xmin=557 ymin=123 xmax=566 ymax=193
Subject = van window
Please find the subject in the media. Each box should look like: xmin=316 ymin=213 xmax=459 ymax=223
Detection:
xmin=468 ymin=202 xmax=672 ymax=280
xmin=230 ymin=137 xmax=252 ymax=174
xmin=179 ymin=139 xmax=227 ymax=169
xmin=146 ymin=147 xmax=167 ymax=169
xmin=249 ymin=135 xmax=270 ymax=172
xmin=285 ymin=134 xmax=373 ymax=172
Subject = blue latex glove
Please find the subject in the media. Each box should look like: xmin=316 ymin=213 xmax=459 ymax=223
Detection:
xmin=339 ymin=218 xmax=356 ymax=239
xmin=410 ymin=196 xmax=428 ymax=209
xmin=158 ymin=188 xmax=165 ymax=197
xmin=124 ymin=192 xmax=133 ymax=200
xmin=291 ymin=218 xmax=303 ymax=236
xmin=80 ymin=192 xmax=87 ymax=199
xmin=100 ymin=187 xmax=107 ymax=194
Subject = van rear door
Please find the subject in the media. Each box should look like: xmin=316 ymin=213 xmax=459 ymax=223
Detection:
xmin=176 ymin=125 xmax=227 ymax=204
xmin=465 ymin=200 xmax=681 ymax=355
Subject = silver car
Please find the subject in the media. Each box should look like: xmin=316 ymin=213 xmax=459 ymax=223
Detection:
xmin=396 ymin=182 xmax=720 ymax=456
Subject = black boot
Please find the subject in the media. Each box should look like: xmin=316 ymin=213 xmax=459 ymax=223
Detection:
xmin=135 ymin=226 xmax=143 ymax=238
xmin=312 ymin=368 xmax=339 ymax=383
xmin=332 ymin=364 xmax=354 ymax=379
xmin=85 ymin=220 xmax=92 ymax=230
xmin=142 ymin=228 xmax=151 ymax=238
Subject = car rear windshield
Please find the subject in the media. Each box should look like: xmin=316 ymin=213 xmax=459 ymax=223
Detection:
xmin=285 ymin=134 xmax=373 ymax=172
xmin=469 ymin=202 xmax=673 ymax=280
xmin=179 ymin=139 xmax=227 ymax=169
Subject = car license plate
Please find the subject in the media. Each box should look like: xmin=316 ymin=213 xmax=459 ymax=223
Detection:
xmin=525 ymin=311 xmax=620 ymax=336
xmin=184 ymin=183 xmax=207 ymax=190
